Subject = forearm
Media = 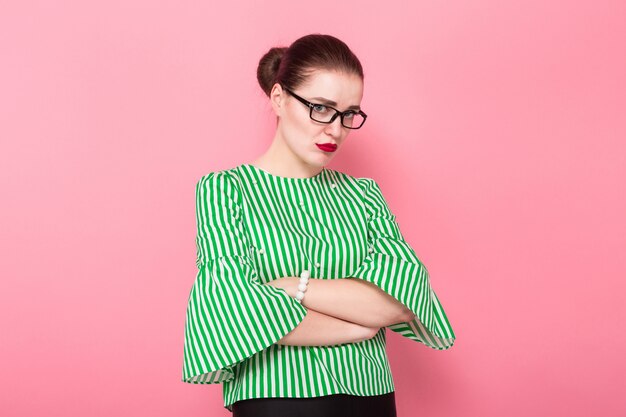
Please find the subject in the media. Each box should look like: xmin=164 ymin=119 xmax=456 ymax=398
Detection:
xmin=282 ymin=277 xmax=416 ymax=328
xmin=277 ymin=308 xmax=377 ymax=347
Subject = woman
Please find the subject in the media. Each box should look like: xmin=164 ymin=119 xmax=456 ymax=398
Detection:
xmin=182 ymin=33 xmax=456 ymax=417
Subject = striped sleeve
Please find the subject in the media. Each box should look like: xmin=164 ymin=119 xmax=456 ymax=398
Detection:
xmin=182 ymin=171 xmax=308 ymax=384
xmin=348 ymin=178 xmax=456 ymax=350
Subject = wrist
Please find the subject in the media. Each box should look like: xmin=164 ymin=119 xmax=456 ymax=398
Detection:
xmin=286 ymin=277 xmax=300 ymax=298
xmin=290 ymin=276 xmax=307 ymax=299
xmin=271 ymin=277 xmax=300 ymax=298
xmin=293 ymin=270 xmax=311 ymax=303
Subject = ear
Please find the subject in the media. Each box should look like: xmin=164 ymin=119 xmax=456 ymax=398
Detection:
xmin=269 ymin=82 xmax=286 ymax=117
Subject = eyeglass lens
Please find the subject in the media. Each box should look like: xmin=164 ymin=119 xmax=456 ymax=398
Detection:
xmin=310 ymin=106 xmax=365 ymax=129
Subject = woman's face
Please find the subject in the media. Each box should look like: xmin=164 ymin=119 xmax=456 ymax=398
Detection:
xmin=270 ymin=69 xmax=364 ymax=168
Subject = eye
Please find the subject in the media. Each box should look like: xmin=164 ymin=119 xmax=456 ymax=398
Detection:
xmin=343 ymin=111 xmax=356 ymax=119
xmin=312 ymin=104 xmax=329 ymax=113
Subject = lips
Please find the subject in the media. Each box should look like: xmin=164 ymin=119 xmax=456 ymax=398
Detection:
xmin=316 ymin=143 xmax=337 ymax=152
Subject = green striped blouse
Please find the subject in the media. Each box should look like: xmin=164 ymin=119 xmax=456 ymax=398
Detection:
xmin=182 ymin=163 xmax=455 ymax=412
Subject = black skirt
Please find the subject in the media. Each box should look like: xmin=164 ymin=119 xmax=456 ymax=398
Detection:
xmin=231 ymin=391 xmax=397 ymax=417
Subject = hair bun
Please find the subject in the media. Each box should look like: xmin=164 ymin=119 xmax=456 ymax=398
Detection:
xmin=257 ymin=46 xmax=288 ymax=97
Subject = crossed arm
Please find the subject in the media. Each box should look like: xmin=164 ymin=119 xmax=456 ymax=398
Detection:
xmin=265 ymin=276 xmax=416 ymax=346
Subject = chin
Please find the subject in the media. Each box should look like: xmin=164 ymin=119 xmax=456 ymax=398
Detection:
xmin=301 ymin=156 xmax=323 ymax=168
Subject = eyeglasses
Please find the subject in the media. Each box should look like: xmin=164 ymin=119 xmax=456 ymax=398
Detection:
xmin=282 ymin=86 xmax=367 ymax=129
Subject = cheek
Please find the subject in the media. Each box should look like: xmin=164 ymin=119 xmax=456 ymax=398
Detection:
xmin=287 ymin=113 xmax=318 ymax=137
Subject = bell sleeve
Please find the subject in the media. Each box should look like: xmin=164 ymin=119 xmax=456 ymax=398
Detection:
xmin=182 ymin=171 xmax=308 ymax=384
xmin=348 ymin=178 xmax=456 ymax=350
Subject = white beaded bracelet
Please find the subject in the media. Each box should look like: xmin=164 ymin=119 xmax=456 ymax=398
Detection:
xmin=295 ymin=269 xmax=310 ymax=303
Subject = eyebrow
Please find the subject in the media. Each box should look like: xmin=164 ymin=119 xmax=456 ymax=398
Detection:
xmin=309 ymin=96 xmax=361 ymax=111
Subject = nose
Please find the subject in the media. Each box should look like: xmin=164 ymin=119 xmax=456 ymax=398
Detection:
xmin=324 ymin=115 xmax=343 ymax=137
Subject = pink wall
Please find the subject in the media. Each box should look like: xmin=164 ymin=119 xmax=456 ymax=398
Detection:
xmin=1 ymin=1 xmax=624 ymax=416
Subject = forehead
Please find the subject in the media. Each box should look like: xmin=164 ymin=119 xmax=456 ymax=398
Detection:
xmin=299 ymin=70 xmax=364 ymax=104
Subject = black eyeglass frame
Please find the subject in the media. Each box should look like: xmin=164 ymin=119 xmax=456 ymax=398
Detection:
xmin=282 ymin=86 xmax=368 ymax=129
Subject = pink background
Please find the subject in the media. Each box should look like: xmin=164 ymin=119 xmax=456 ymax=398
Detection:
xmin=1 ymin=1 xmax=624 ymax=416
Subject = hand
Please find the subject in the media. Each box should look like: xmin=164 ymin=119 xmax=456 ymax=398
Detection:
xmin=348 ymin=324 xmax=382 ymax=343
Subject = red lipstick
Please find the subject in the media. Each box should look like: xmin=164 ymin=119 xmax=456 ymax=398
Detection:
xmin=316 ymin=143 xmax=337 ymax=153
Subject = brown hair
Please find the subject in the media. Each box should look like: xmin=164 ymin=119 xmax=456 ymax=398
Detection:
xmin=256 ymin=33 xmax=364 ymax=98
